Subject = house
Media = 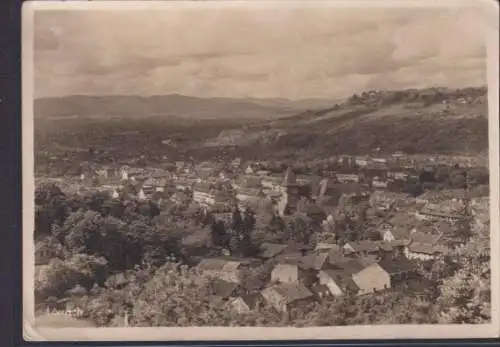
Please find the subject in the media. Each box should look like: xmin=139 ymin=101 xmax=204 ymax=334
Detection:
xmin=299 ymin=202 xmax=326 ymax=224
xmin=377 ymin=255 xmax=416 ymax=283
xmin=322 ymin=170 xmax=338 ymax=178
xmin=35 ymin=243 xmax=59 ymax=266
xmin=261 ymin=176 xmax=284 ymax=192
xmin=335 ymin=173 xmax=360 ymax=183
xmin=387 ymin=171 xmax=408 ymax=181
xmin=257 ymin=170 xmax=271 ymax=176
xmin=310 ymin=284 xmax=333 ymax=300
xmin=235 ymin=187 xmax=262 ymax=203
xmin=388 ymin=212 xmax=421 ymax=230
xmin=209 ymin=279 xmax=240 ymax=302
xmin=244 ymin=165 xmax=256 ymax=175
xmin=52 ymin=298 xmax=86 ymax=318
xmin=258 ymin=243 xmax=289 ymax=260
xmin=355 ymin=156 xmax=371 ymax=167
xmin=381 ymin=226 xmax=412 ymax=243
xmin=318 ymin=269 xmax=359 ymax=296
xmin=173 ymin=179 xmax=193 ymax=191
xmin=315 ymin=243 xmax=340 ymax=253
xmin=370 ymin=191 xmax=414 ymax=211
xmin=261 ymin=282 xmax=314 ymax=313
xmin=274 ymin=251 xmax=306 ymax=265
xmin=298 ymin=252 xmax=330 ymax=272
xmin=415 ymin=189 xmax=467 ymax=205
xmin=372 ymin=177 xmax=388 ymax=188
xmin=416 ymin=203 xmax=465 ymax=223
xmin=232 ymin=175 xmax=261 ymax=189
xmin=196 ymin=258 xmax=245 ymax=284
xmin=271 ymin=263 xmax=302 ymax=284
xmin=376 ymin=240 xmax=407 ymax=256
xmin=404 ymin=242 xmax=450 ymax=261
xmin=351 ymin=262 xmax=391 ymax=295
xmin=227 ymin=294 xmax=261 ymax=314
xmin=343 ymin=241 xmax=380 ymax=256
xmin=192 ymin=183 xmax=218 ymax=206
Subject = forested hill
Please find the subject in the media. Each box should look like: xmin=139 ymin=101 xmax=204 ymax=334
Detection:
xmin=207 ymin=86 xmax=489 ymax=158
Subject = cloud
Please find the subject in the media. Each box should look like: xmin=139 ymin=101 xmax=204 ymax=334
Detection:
xmin=33 ymin=5 xmax=488 ymax=99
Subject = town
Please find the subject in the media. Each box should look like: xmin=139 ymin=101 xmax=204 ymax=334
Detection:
xmin=34 ymin=148 xmax=491 ymax=325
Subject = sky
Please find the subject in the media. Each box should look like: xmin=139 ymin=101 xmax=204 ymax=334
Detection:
xmin=33 ymin=3 xmax=489 ymax=100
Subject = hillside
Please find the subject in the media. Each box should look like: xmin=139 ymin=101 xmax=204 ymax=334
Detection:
xmin=34 ymin=86 xmax=490 ymax=166
xmin=34 ymin=94 xmax=333 ymax=121
xmin=207 ymin=86 xmax=489 ymax=158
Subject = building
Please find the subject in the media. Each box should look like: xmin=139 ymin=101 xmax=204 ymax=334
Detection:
xmin=35 ymin=242 xmax=59 ymax=266
xmin=387 ymin=171 xmax=408 ymax=181
xmin=315 ymin=243 xmax=340 ymax=253
xmin=261 ymin=282 xmax=314 ymax=313
xmin=415 ymin=189 xmax=467 ymax=205
xmin=235 ymin=187 xmax=262 ymax=203
xmin=232 ymin=175 xmax=262 ymax=189
xmin=351 ymin=262 xmax=391 ymax=295
xmin=355 ymin=156 xmax=371 ymax=167
xmin=258 ymin=243 xmax=290 ymax=260
xmin=227 ymin=294 xmax=261 ymax=314
xmin=310 ymin=284 xmax=333 ymax=300
xmin=318 ymin=269 xmax=359 ymax=296
xmin=298 ymin=252 xmax=330 ymax=272
xmin=404 ymin=242 xmax=450 ymax=261
xmin=370 ymin=191 xmax=415 ymax=211
xmin=209 ymin=279 xmax=240 ymax=303
xmin=377 ymin=255 xmax=416 ymax=283
xmin=372 ymin=177 xmax=388 ymax=188
xmin=192 ymin=183 xmax=220 ymax=206
xmin=277 ymin=167 xmax=300 ymax=216
xmin=343 ymin=241 xmax=380 ymax=256
xmin=416 ymin=203 xmax=465 ymax=223
xmin=261 ymin=176 xmax=284 ymax=192
xmin=244 ymin=165 xmax=256 ymax=175
xmin=381 ymin=225 xmax=412 ymax=243
xmin=335 ymin=173 xmax=360 ymax=183
xmin=271 ymin=263 xmax=302 ymax=284
xmin=196 ymin=258 xmax=246 ymax=284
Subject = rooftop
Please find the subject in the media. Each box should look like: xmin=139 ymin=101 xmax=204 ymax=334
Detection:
xmin=272 ymin=282 xmax=313 ymax=304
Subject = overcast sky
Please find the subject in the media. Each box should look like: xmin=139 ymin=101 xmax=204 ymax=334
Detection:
xmin=33 ymin=4 xmax=488 ymax=100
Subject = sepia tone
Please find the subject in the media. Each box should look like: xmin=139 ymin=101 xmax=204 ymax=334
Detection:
xmin=24 ymin=0 xmax=500 ymax=341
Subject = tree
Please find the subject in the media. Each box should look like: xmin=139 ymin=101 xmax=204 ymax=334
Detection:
xmin=210 ymin=220 xmax=228 ymax=248
xmin=35 ymin=254 xmax=108 ymax=303
xmin=35 ymin=182 xmax=65 ymax=205
xmin=131 ymin=263 xmax=234 ymax=327
xmin=239 ymin=259 xmax=277 ymax=293
xmin=435 ymin=229 xmax=491 ymax=324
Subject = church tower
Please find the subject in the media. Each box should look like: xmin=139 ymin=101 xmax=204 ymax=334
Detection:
xmin=278 ymin=167 xmax=299 ymax=216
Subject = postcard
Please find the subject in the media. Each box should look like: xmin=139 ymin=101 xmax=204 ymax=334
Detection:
xmin=22 ymin=0 xmax=499 ymax=341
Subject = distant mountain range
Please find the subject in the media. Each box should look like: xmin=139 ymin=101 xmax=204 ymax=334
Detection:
xmin=34 ymin=94 xmax=337 ymax=120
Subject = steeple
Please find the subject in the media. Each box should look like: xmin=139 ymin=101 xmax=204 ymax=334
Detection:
xmin=283 ymin=166 xmax=297 ymax=186
xmin=318 ymin=178 xmax=329 ymax=199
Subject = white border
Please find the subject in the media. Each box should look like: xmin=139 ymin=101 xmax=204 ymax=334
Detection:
xmin=22 ymin=0 xmax=500 ymax=341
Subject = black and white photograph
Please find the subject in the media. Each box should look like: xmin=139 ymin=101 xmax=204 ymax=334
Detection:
xmin=23 ymin=0 xmax=499 ymax=341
